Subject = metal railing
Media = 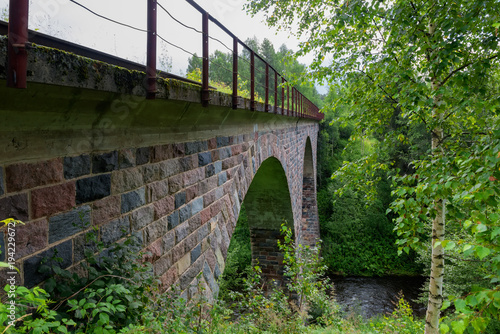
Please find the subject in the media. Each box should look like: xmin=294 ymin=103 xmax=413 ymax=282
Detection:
xmin=5 ymin=0 xmax=323 ymax=120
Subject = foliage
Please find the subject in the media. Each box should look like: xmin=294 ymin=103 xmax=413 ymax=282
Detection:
xmin=224 ymin=223 xmax=338 ymax=332
xmin=370 ymin=293 xmax=425 ymax=334
xmin=278 ymin=224 xmax=338 ymax=325
xmin=317 ymin=97 xmax=422 ymax=277
xmin=186 ymin=37 xmax=325 ymax=108
xmin=186 ymin=67 xmax=262 ymax=102
xmin=320 ymin=182 xmax=421 ymax=276
xmin=245 ymin=0 xmax=500 ymax=332
xmin=0 ymin=285 xmax=76 ymax=334
xmin=0 ymin=218 xmax=431 ymax=334
xmin=0 ymin=218 xmax=162 ymax=334
xmin=0 ymin=6 xmax=7 ymax=22
xmin=392 ymin=126 xmax=500 ymax=333
xmin=217 ymin=204 xmax=252 ymax=300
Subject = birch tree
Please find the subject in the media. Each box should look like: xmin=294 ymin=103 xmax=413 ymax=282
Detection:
xmin=245 ymin=0 xmax=500 ymax=332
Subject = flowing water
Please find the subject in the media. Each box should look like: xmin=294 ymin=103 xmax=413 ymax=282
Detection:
xmin=330 ymin=276 xmax=427 ymax=319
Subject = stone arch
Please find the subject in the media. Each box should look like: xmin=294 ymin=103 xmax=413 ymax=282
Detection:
xmin=301 ymin=137 xmax=319 ymax=246
xmin=240 ymin=156 xmax=294 ymax=285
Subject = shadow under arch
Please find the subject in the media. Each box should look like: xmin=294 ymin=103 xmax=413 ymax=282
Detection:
xmin=243 ymin=156 xmax=294 ymax=285
xmin=301 ymin=137 xmax=319 ymax=246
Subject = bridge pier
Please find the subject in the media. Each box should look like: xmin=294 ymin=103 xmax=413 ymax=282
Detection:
xmin=250 ymin=228 xmax=285 ymax=285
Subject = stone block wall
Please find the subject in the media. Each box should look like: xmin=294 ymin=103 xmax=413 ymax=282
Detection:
xmin=0 ymin=123 xmax=319 ymax=299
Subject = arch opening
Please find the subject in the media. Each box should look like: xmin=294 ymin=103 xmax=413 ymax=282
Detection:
xmin=301 ymin=137 xmax=319 ymax=246
xmin=220 ymin=157 xmax=294 ymax=292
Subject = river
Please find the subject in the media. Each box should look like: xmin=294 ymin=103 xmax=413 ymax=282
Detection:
xmin=330 ymin=276 xmax=427 ymax=319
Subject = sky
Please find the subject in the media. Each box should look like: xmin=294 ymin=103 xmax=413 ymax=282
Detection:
xmin=0 ymin=0 xmax=327 ymax=94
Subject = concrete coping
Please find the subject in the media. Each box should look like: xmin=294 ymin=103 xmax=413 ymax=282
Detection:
xmin=0 ymin=35 xmax=297 ymax=116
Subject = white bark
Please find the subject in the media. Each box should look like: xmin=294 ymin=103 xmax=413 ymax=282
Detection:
xmin=425 ymin=18 xmax=445 ymax=331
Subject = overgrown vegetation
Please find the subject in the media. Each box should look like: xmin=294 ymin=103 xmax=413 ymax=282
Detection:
xmin=246 ymin=0 xmax=500 ymax=332
xmin=1 ymin=219 xmax=428 ymax=334
xmin=317 ymin=98 xmax=423 ymax=276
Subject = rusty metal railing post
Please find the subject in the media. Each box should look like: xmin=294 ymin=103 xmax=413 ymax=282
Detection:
xmin=274 ymin=70 xmax=277 ymax=113
xmin=7 ymin=0 xmax=29 ymax=88
xmin=232 ymin=37 xmax=238 ymax=109
xmin=265 ymin=63 xmax=269 ymax=112
xmin=281 ymin=77 xmax=285 ymax=115
xmin=299 ymin=93 xmax=304 ymax=117
xmin=146 ymin=0 xmax=157 ymax=99
xmin=202 ymin=12 xmax=210 ymax=107
xmin=250 ymin=50 xmax=255 ymax=111
xmin=287 ymin=84 xmax=289 ymax=116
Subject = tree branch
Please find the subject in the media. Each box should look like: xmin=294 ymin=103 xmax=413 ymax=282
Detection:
xmin=440 ymin=53 xmax=500 ymax=87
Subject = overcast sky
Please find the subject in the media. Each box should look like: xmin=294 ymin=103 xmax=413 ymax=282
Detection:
xmin=0 ymin=0 xmax=327 ymax=93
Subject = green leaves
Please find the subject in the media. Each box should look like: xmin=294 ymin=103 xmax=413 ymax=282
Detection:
xmin=249 ymin=0 xmax=500 ymax=332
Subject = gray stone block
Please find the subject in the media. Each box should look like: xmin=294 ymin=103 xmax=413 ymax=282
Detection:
xmin=76 ymin=174 xmax=111 ymax=204
xmin=220 ymin=147 xmax=232 ymax=160
xmin=92 ymin=151 xmax=118 ymax=173
xmin=179 ymin=257 xmax=203 ymax=290
xmin=160 ymin=159 xmax=180 ymax=179
xmin=198 ymin=223 xmax=209 ymax=241
xmin=191 ymin=244 xmax=201 ymax=264
xmin=179 ymin=156 xmax=194 ymax=172
xmin=132 ymin=231 xmax=144 ymax=249
xmin=167 ymin=211 xmax=179 ymax=229
xmin=142 ymin=164 xmax=160 ymax=183
xmin=119 ymin=149 xmax=135 ymax=169
xmin=175 ymin=222 xmax=189 ymax=243
xmin=179 ymin=205 xmax=191 ymax=223
xmin=136 ymin=147 xmax=150 ymax=165
xmin=218 ymin=172 xmax=227 ymax=186
xmin=74 ymin=230 xmax=98 ymax=263
xmin=198 ymin=152 xmax=212 ymax=166
xmin=205 ymin=164 xmax=215 ymax=178
xmin=214 ymin=262 xmax=221 ymax=280
xmin=23 ymin=240 xmax=72 ymax=288
xmin=162 ymin=231 xmax=175 ymax=251
xmin=185 ymin=141 xmax=208 ymax=155
xmin=0 ymin=193 xmax=29 ymax=221
xmin=203 ymin=261 xmax=219 ymax=296
xmin=216 ymin=136 xmax=229 ymax=148
xmin=145 ymin=219 xmax=168 ymax=244
xmin=130 ymin=205 xmax=154 ymax=231
xmin=175 ymin=192 xmax=186 ymax=209
xmin=191 ymin=197 xmax=203 ymax=216
xmin=63 ymin=155 xmax=91 ymax=179
xmin=215 ymin=187 xmax=224 ymax=200
xmin=101 ymin=216 xmax=130 ymax=246
xmin=48 ymin=206 xmax=91 ymax=244
xmin=121 ymin=187 xmax=145 ymax=213
xmin=214 ymin=161 xmax=222 ymax=174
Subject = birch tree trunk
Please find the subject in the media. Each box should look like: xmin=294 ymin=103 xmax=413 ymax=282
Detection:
xmin=425 ymin=19 xmax=446 ymax=334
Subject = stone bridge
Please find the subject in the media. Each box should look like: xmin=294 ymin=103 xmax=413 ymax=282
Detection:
xmin=0 ymin=35 xmax=320 ymax=299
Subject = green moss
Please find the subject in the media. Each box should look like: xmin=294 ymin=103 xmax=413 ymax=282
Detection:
xmin=77 ymin=63 xmax=89 ymax=82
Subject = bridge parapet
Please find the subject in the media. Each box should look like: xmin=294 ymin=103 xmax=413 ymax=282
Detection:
xmin=2 ymin=0 xmax=323 ymax=120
